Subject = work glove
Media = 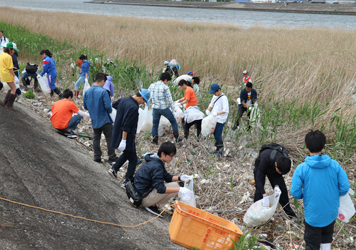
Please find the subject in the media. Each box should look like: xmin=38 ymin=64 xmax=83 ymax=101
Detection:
xmin=14 ymin=76 xmax=20 ymax=85
xmin=118 ymin=139 xmax=127 ymax=152
xmin=212 ymin=112 xmax=218 ymax=118
xmin=262 ymin=196 xmax=270 ymax=207
xmin=180 ymin=175 xmax=193 ymax=182
xmin=205 ymin=110 xmax=211 ymax=116
xmin=274 ymin=185 xmax=282 ymax=197
xmin=178 ymin=187 xmax=193 ymax=198
xmin=248 ymin=106 xmax=253 ymax=111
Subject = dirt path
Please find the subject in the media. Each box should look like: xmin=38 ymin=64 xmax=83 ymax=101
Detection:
xmin=0 ymin=93 xmax=184 ymax=250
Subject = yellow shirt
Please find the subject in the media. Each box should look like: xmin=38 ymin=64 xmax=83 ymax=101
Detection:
xmin=0 ymin=52 xmax=14 ymax=83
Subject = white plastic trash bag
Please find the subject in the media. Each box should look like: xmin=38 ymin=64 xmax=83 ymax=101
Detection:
xmin=186 ymin=109 xmax=204 ymax=124
xmin=250 ymin=103 xmax=261 ymax=125
xmin=83 ymin=78 xmax=91 ymax=96
xmin=243 ymin=192 xmax=281 ymax=226
xmin=2 ymin=82 xmax=10 ymax=92
xmin=178 ymin=176 xmax=196 ymax=207
xmin=140 ymin=104 xmax=153 ymax=133
xmin=201 ymin=115 xmax=217 ymax=137
xmin=158 ymin=116 xmax=170 ymax=136
xmin=174 ymin=102 xmax=184 ymax=123
xmin=338 ymin=189 xmax=355 ymax=223
xmin=38 ymin=76 xmax=51 ymax=94
xmin=137 ymin=107 xmax=145 ymax=133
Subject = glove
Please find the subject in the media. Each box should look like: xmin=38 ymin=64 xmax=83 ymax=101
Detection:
xmin=14 ymin=76 xmax=20 ymax=85
xmin=180 ymin=175 xmax=193 ymax=182
xmin=274 ymin=185 xmax=281 ymax=197
xmin=37 ymin=75 xmax=41 ymax=79
xmin=262 ymin=196 xmax=270 ymax=207
xmin=212 ymin=112 xmax=218 ymax=118
xmin=118 ymin=139 xmax=127 ymax=152
xmin=178 ymin=187 xmax=193 ymax=198
xmin=248 ymin=106 xmax=253 ymax=111
xmin=206 ymin=110 xmax=211 ymax=116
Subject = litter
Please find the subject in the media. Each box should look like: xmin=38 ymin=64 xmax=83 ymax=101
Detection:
xmin=37 ymin=76 xmax=51 ymax=94
xmin=338 ymin=188 xmax=355 ymax=223
xmin=201 ymin=115 xmax=217 ymax=136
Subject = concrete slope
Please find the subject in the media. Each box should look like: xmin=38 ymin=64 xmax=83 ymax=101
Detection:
xmin=0 ymin=95 xmax=184 ymax=250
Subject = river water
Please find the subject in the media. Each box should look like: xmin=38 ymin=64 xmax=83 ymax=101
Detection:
xmin=1 ymin=0 xmax=356 ymax=29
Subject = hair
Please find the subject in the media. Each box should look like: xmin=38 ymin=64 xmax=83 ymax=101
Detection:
xmin=62 ymin=89 xmax=73 ymax=99
xmin=94 ymin=73 xmax=107 ymax=83
xmin=276 ymin=156 xmax=291 ymax=175
xmin=0 ymin=30 xmax=3 ymax=34
xmin=158 ymin=142 xmax=176 ymax=157
xmin=246 ymin=82 xmax=253 ymax=88
xmin=3 ymin=48 xmax=11 ymax=54
xmin=305 ymin=130 xmax=326 ymax=153
xmin=135 ymin=91 xmax=142 ymax=97
xmin=79 ymin=54 xmax=87 ymax=60
xmin=178 ymin=79 xmax=191 ymax=87
xmin=192 ymin=77 xmax=200 ymax=85
xmin=40 ymin=50 xmax=52 ymax=58
xmin=160 ymin=72 xmax=172 ymax=82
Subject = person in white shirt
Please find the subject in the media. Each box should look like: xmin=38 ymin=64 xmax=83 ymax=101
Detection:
xmin=0 ymin=30 xmax=9 ymax=50
xmin=205 ymin=83 xmax=229 ymax=157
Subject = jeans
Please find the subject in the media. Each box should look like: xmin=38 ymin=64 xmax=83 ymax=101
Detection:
xmin=304 ymin=220 xmax=335 ymax=250
xmin=152 ymin=108 xmax=178 ymax=137
xmin=21 ymin=71 xmax=38 ymax=79
xmin=67 ymin=115 xmax=82 ymax=131
xmin=75 ymin=76 xmax=87 ymax=91
xmin=93 ymin=123 xmax=116 ymax=161
xmin=112 ymin=151 xmax=137 ymax=181
xmin=214 ymin=122 xmax=225 ymax=142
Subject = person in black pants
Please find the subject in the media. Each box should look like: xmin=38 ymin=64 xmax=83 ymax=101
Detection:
xmin=254 ymin=147 xmax=297 ymax=218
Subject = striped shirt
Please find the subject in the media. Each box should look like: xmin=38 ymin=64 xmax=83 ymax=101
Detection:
xmin=148 ymin=80 xmax=174 ymax=110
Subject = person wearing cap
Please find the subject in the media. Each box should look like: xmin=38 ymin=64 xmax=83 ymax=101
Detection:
xmin=205 ymin=83 xmax=229 ymax=156
xmin=243 ymin=70 xmax=252 ymax=86
xmin=1 ymin=42 xmax=20 ymax=111
xmin=187 ymin=71 xmax=195 ymax=77
xmin=109 ymin=89 xmax=151 ymax=185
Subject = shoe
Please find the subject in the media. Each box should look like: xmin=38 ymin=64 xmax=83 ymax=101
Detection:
xmin=108 ymin=168 xmax=117 ymax=179
xmin=94 ymin=159 xmax=102 ymax=163
xmin=108 ymin=157 xmax=118 ymax=165
xmin=210 ymin=149 xmax=219 ymax=154
xmin=152 ymin=136 xmax=158 ymax=145
xmin=121 ymin=179 xmax=128 ymax=190
xmin=65 ymin=130 xmax=77 ymax=139
xmin=2 ymin=90 xmax=11 ymax=106
xmin=145 ymin=206 xmax=164 ymax=218
xmin=5 ymin=94 xmax=17 ymax=111
xmin=173 ymin=132 xmax=182 ymax=143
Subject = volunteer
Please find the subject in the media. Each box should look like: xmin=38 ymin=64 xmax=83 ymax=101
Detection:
xmin=74 ymin=54 xmax=90 ymax=98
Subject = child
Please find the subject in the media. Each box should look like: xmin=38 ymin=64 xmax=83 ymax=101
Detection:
xmin=74 ymin=54 xmax=90 ymax=98
xmin=11 ymin=49 xmax=23 ymax=102
xmin=291 ymin=130 xmax=350 ymax=250
xmin=243 ymin=70 xmax=252 ymax=86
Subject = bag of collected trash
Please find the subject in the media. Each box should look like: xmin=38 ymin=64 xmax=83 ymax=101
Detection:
xmin=243 ymin=191 xmax=281 ymax=226
xmin=201 ymin=115 xmax=217 ymax=137
xmin=110 ymin=106 xmax=116 ymax=123
xmin=178 ymin=176 xmax=196 ymax=207
xmin=38 ymin=76 xmax=51 ymax=94
xmin=137 ymin=107 xmax=145 ymax=133
xmin=185 ymin=107 xmax=204 ymax=124
xmin=83 ymin=78 xmax=91 ymax=96
xmin=338 ymin=188 xmax=355 ymax=223
xmin=158 ymin=116 xmax=170 ymax=136
xmin=174 ymin=102 xmax=184 ymax=123
xmin=250 ymin=103 xmax=261 ymax=125
xmin=140 ymin=104 xmax=153 ymax=133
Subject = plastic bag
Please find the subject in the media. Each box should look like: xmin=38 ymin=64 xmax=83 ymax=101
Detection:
xmin=38 ymin=76 xmax=51 ymax=94
xmin=250 ymin=103 xmax=261 ymax=125
xmin=137 ymin=107 xmax=145 ymax=133
xmin=201 ymin=115 xmax=217 ymax=137
xmin=243 ymin=191 xmax=281 ymax=226
xmin=158 ymin=116 xmax=170 ymax=136
xmin=178 ymin=176 xmax=196 ymax=207
xmin=186 ymin=109 xmax=204 ymax=124
xmin=174 ymin=102 xmax=184 ymax=123
xmin=338 ymin=189 xmax=355 ymax=223
xmin=110 ymin=107 xmax=116 ymax=123
xmin=140 ymin=104 xmax=153 ymax=133
xmin=83 ymin=78 xmax=91 ymax=96
xmin=2 ymin=82 xmax=10 ymax=92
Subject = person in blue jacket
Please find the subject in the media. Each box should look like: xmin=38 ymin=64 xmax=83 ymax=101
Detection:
xmin=291 ymin=130 xmax=350 ymax=250
xmin=37 ymin=50 xmax=62 ymax=98
xmin=74 ymin=54 xmax=90 ymax=98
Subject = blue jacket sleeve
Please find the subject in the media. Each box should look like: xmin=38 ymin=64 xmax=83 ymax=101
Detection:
xmin=81 ymin=62 xmax=90 ymax=75
xmin=163 ymin=169 xmax=174 ymax=183
xmin=102 ymin=91 xmax=112 ymax=114
xmin=290 ymin=165 xmax=304 ymax=199
xmin=240 ymin=89 xmax=246 ymax=104
xmin=338 ymin=165 xmax=350 ymax=196
xmin=151 ymin=167 xmax=167 ymax=194
xmin=40 ymin=60 xmax=50 ymax=76
xmin=83 ymin=92 xmax=88 ymax=110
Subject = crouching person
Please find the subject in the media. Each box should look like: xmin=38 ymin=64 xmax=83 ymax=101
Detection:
xmin=134 ymin=142 xmax=193 ymax=217
xmin=51 ymin=89 xmax=90 ymax=138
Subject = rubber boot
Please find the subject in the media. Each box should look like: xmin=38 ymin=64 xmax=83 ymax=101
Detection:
xmin=54 ymin=88 xmax=63 ymax=99
xmin=320 ymin=243 xmax=331 ymax=250
xmin=74 ymin=90 xmax=79 ymax=98
xmin=152 ymin=136 xmax=158 ymax=145
xmin=5 ymin=93 xmax=17 ymax=111
xmin=211 ymin=141 xmax=219 ymax=154
xmin=216 ymin=141 xmax=224 ymax=157
xmin=2 ymin=90 xmax=11 ymax=106
xmin=34 ymin=78 xmax=41 ymax=92
xmin=22 ymin=78 xmax=28 ymax=91
xmin=197 ymin=128 xmax=201 ymax=138
xmin=173 ymin=132 xmax=182 ymax=143
xmin=184 ymin=130 xmax=189 ymax=139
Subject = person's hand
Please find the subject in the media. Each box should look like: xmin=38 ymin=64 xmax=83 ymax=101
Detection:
xmin=212 ymin=112 xmax=218 ymax=118
xmin=118 ymin=139 xmax=127 ymax=152
xmin=262 ymin=196 xmax=270 ymax=207
xmin=274 ymin=185 xmax=281 ymax=197
xmin=180 ymin=175 xmax=193 ymax=182
xmin=14 ymin=76 xmax=20 ymax=85
xmin=37 ymin=75 xmax=41 ymax=79
xmin=178 ymin=187 xmax=193 ymax=198
xmin=206 ymin=110 xmax=211 ymax=116
xmin=248 ymin=106 xmax=253 ymax=111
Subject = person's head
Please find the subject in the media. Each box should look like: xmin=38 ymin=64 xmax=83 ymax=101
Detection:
xmin=160 ymin=72 xmax=172 ymax=84
xmin=305 ymin=130 xmax=326 ymax=153
xmin=40 ymin=49 xmax=52 ymax=59
xmin=187 ymin=71 xmax=195 ymax=76
xmin=246 ymin=82 xmax=253 ymax=92
xmin=191 ymin=77 xmax=200 ymax=85
xmin=275 ymin=156 xmax=291 ymax=175
xmin=94 ymin=73 xmax=107 ymax=87
xmin=243 ymin=70 xmax=248 ymax=76
xmin=209 ymin=83 xmax=222 ymax=96
xmin=0 ymin=30 xmax=3 ymax=38
xmin=62 ymin=89 xmax=73 ymax=100
xmin=134 ymin=89 xmax=150 ymax=106
xmin=3 ymin=42 xmax=19 ymax=55
xmin=178 ymin=79 xmax=191 ymax=89
xmin=158 ymin=142 xmax=176 ymax=164
xmin=79 ymin=54 xmax=87 ymax=62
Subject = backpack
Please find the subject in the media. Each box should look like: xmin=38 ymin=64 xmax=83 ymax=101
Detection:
xmin=259 ymin=143 xmax=288 ymax=162
xmin=25 ymin=63 xmax=38 ymax=74
xmin=125 ymin=179 xmax=143 ymax=208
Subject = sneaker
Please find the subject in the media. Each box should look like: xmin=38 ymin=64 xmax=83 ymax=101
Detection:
xmin=145 ymin=206 xmax=164 ymax=218
xmin=121 ymin=179 xmax=128 ymax=190
xmin=108 ymin=157 xmax=118 ymax=165
xmin=108 ymin=168 xmax=117 ymax=179
xmin=65 ymin=130 xmax=77 ymax=139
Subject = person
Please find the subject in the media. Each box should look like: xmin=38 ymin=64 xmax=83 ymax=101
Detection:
xmin=133 ymin=142 xmax=193 ymax=217
xmin=50 ymin=89 xmax=90 ymax=138
xmin=243 ymin=70 xmax=252 ymax=85
xmin=109 ymin=89 xmax=151 ymax=186
xmin=173 ymin=74 xmax=200 ymax=93
xmin=163 ymin=59 xmax=180 ymax=78
xmin=233 ymin=82 xmax=258 ymax=131
xmin=0 ymin=30 xmax=9 ymax=49
xmin=11 ymin=48 xmax=23 ymax=103
xmin=254 ymin=143 xmax=297 ymax=218
xmin=103 ymin=75 xmax=114 ymax=98
xmin=83 ymin=73 xmax=117 ymax=164
xmin=149 ymin=72 xmax=181 ymax=145
xmin=178 ymin=80 xmax=203 ymax=139
xmin=205 ymin=83 xmax=229 ymax=157
xmin=21 ymin=63 xmax=40 ymax=92
xmin=187 ymin=71 xmax=195 ymax=77
xmin=74 ymin=54 xmax=90 ymax=98
xmin=0 ymin=42 xmax=20 ymax=111
xmin=291 ymin=130 xmax=350 ymax=250
xmin=37 ymin=50 xmax=62 ymax=98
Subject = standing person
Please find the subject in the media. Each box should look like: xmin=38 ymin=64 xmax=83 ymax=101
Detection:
xmin=11 ymin=49 xmax=23 ymax=102
xmin=83 ymin=73 xmax=117 ymax=164
xmin=205 ymin=83 xmax=229 ymax=157
xmin=233 ymin=82 xmax=258 ymax=131
xmin=133 ymin=142 xmax=193 ymax=217
xmin=149 ymin=72 xmax=181 ymax=145
xmin=291 ymin=130 xmax=350 ymax=250
xmin=254 ymin=143 xmax=297 ymax=218
xmin=50 ymin=89 xmax=90 ymax=138
xmin=37 ymin=49 xmax=62 ymax=98
xmin=74 ymin=54 xmax=90 ymax=98
xmin=103 ymin=75 xmax=114 ymax=98
xmin=109 ymin=89 xmax=151 ymax=186
xmin=0 ymin=30 xmax=9 ymax=49
xmin=243 ymin=70 xmax=252 ymax=85
xmin=0 ymin=42 xmax=20 ymax=111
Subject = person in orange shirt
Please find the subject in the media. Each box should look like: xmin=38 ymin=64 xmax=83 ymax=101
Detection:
xmin=178 ymin=80 xmax=204 ymax=139
xmin=50 ymin=89 xmax=90 ymax=138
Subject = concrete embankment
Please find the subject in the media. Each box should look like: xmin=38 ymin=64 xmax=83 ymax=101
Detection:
xmin=85 ymin=0 xmax=356 ymax=15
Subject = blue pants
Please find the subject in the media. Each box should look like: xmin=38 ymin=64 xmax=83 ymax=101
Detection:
xmin=15 ymin=71 xmax=21 ymax=95
xmin=152 ymin=108 xmax=178 ymax=137
xmin=21 ymin=71 xmax=38 ymax=79
xmin=47 ymin=73 xmax=57 ymax=90
xmin=214 ymin=122 xmax=225 ymax=142
xmin=75 ymin=76 xmax=88 ymax=91
xmin=67 ymin=115 xmax=82 ymax=131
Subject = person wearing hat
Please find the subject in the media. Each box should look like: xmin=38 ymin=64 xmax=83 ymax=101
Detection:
xmin=243 ymin=70 xmax=252 ymax=86
xmin=187 ymin=71 xmax=195 ymax=77
xmin=109 ymin=89 xmax=151 ymax=186
xmin=206 ymin=83 xmax=229 ymax=156
xmin=1 ymin=42 xmax=20 ymax=111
